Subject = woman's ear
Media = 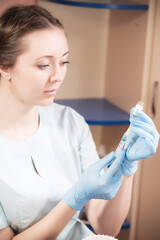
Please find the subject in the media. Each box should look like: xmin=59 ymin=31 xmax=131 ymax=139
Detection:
xmin=0 ymin=68 xmax=11 ymax=81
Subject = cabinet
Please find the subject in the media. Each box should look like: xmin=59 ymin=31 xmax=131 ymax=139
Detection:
xmin=48 ymin=0 xmax=148 ymax=129
xmin=39 ymin=0 xmax=160 ymax=239
xmin=39 ymin=0 xmax=149 ymax=147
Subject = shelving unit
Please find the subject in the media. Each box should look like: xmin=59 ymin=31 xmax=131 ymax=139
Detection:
xmin=41 ymin=1 xmax=158 ymax=238
xmin=55 ymin=98 xmax=130 ymax=125
xmin=49 ymin=0 xmax=148 ymax=127
xmin=48 ymin=0 xmax=148 ymax=10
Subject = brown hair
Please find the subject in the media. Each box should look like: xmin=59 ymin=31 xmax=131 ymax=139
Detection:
xmin=0 ymin=5 xmax=64 ymax=69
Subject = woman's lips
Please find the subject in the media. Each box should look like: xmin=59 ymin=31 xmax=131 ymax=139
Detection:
xmin=44 ymin=89 xmax=57 ymax=96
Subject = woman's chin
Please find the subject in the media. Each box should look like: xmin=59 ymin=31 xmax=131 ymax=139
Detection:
xmin=37 ymin=97 xmax=55 ymax=106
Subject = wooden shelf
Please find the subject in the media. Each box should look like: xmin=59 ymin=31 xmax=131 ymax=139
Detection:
xmin=47 ymin=0 xmax=148 ymax=10
xmin=55 ymin=98 xmax=130 ymax=125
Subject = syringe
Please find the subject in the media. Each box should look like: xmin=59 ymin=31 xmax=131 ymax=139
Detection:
xmin=114 ymin=101 xmax=144 ymax=157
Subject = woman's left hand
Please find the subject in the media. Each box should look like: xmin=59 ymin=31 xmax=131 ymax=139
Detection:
xmin=63 ymin=151 xmax=125 ymax=211
xmin=121 ymin=108 xmax=159 ymax=176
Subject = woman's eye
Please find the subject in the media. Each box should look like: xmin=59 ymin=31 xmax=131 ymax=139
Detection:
xmin=62 ymin=61 xmax=70 ymax=65
xmin=37 ymin=64 xmax=50 ymax=69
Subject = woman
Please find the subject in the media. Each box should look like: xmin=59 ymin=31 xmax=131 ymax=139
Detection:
xmin=0 ymin=5 xmax=159 ymax=240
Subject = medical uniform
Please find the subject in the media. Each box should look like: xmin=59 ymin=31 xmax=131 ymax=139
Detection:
xmin=0 ymin=103 xmax=99 ymax=239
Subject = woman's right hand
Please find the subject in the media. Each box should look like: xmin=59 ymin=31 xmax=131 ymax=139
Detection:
xmin=63 ymin=150 xmax=125 ymax=211
xmin=121 ymin=109 xmax=159 ymax=176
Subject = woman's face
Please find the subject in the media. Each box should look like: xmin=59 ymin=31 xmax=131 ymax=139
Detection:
xmin=8 ymin=28 xmax=69 ymax=106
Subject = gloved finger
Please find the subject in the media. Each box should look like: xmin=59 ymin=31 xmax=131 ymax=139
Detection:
xmin=132 ymin=125 xmax=159 ymax=142
xmin=144 ymin=138 xmax=158 ymax=154
xmin=130 ymin=118 xmax=159 ymax=139
xmin=126 ymin=138 xmax=157 ymax=160
xmin=95 ymin=151 xmax=115 ymax=173
xmin=130 ymin=123 xmax=155 ymax=140
xmin=102 ymin=150 xmax=125 ymax=181
xmin=130 ymin=107 xmax=135 ymax=116
xmin=112 ymin=169 xmax=123 ymax=183
xmin=131 ymin=117 xmax=155 ymax=130
xmin=124 ymin=131 xmax=138 ymax=150
xmin=114 ymin=167 xmax=122 ymax=177
xmin=130 ymin=108 xmax=159 ymax=139
xmin=130 ymin=109 xmax=155 ymax=127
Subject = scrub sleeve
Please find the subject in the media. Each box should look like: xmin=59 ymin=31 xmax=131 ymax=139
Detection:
xmin=0 ymin=202 xmax=8 ymax=229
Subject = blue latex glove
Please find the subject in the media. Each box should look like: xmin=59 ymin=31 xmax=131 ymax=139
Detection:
xmin=63 ymin=151 xmax=125 ymax=211
xmin=121 ymin=108 xmax=159 ymax=176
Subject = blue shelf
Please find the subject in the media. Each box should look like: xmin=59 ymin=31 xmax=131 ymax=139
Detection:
xmin=86 ymin=219 xmax=130 ymax=231
xmin=122 ymin=219 xmax=130 ymax=229
xmin=55 ymin=98 xmax=130 ymax=125
xmin=79 ymin=209 xmax=130 ymax=232
xmin=48 ymin=0 xmax=148 ymax=10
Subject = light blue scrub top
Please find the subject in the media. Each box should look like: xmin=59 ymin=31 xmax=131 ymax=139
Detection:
xmin=0 ymin=103 xmax=99 ymax=239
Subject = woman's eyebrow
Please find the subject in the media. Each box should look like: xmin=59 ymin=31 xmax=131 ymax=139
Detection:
xmin=63 ymin=51 xmax=70 ymax=56
xmin=36 ymin=51 xmax=70 ymax=61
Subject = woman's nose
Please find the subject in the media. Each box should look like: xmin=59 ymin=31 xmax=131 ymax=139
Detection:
xmin=49 ymin=65 xmax=63 ymax=83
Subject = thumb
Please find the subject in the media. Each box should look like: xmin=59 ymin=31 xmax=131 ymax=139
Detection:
xmin=95 ymin=152 xmax=115 ymax=173
xmin=107 ymin=150 xmax=126 ymax=176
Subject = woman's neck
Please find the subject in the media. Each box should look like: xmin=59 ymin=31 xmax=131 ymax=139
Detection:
xmin=0 ymin=88 xmax=40 ymax=141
